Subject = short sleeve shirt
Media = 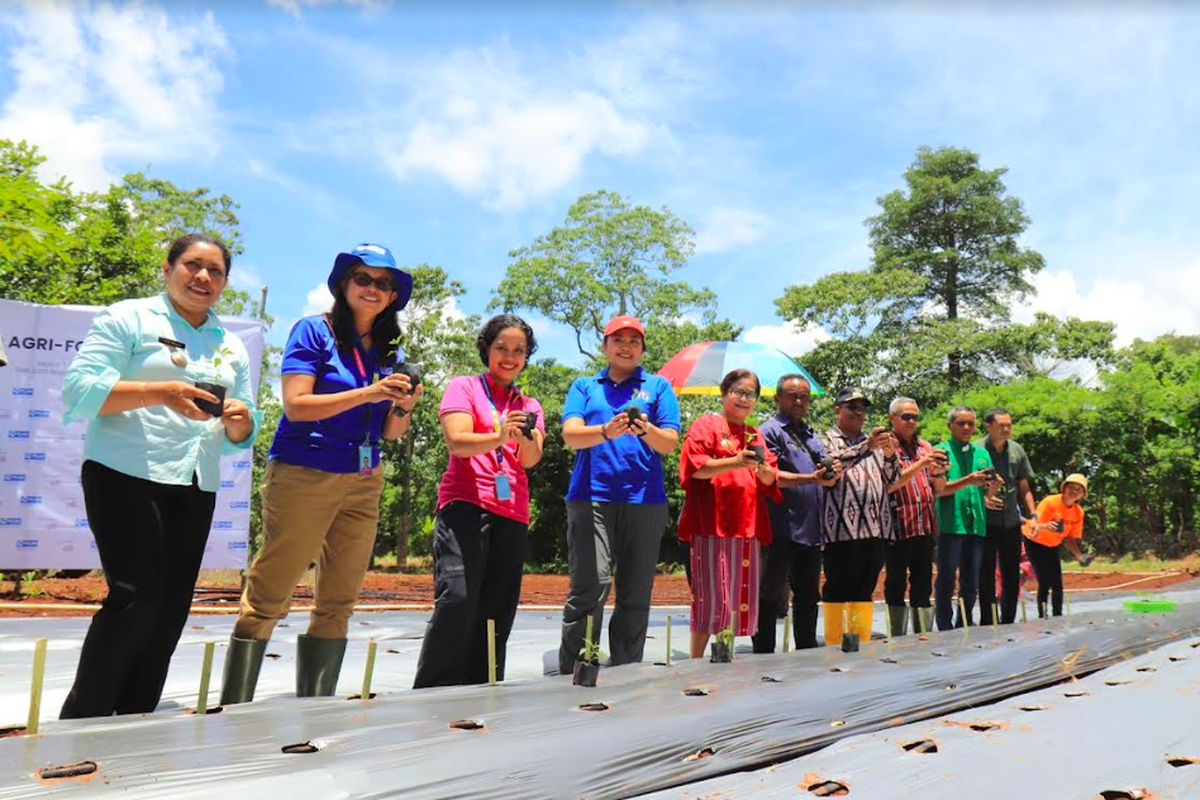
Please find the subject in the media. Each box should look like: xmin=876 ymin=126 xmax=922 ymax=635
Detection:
xmin=893 ymin=437 xmax=939 ymax=540
xmin=935 ymin=440 xmax=993 ymax=537
xmin=676 ymin=413 xmax=781 ymax=544
xmin=269 ymin=316 xmax=395 ymax=473
xmin=980 ymin=437 xmax=1033 ymax=527
xmin=436 ymin=374 xmax=545 ymax=525
xmin=1027 ymin=494 xmax=1084 ymax=547
xmin=562 ymin=367 xmax=680 ymax=504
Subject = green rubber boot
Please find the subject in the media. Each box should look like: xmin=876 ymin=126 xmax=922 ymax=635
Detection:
xmin=887 ymin=605 xmax=909 ymax=637
xmin=296 ymin=634 xmax=347 ymax=697
xmin=914 ymin=607 xmax=935 ymax=635
xmin=219 ymin=636 xmax=267 ymax=706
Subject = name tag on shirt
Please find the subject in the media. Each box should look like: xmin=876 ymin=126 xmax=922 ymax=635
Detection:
xmin=358 ymin=446 xmax=373 ymax=476
xmin=495 ymin=473 xmax=513 ymax=501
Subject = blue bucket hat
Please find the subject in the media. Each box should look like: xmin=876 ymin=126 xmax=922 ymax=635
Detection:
xmin=328 ymin=243 xmax=414 ymax=311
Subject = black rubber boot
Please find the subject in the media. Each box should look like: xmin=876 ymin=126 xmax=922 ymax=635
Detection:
xmin=296 ymin=634 xmax=347 ymax=697
xmin=219 ymin=636 xmax=267 ymax=706
xmin=887 ymin=605 xmax=909 ymax=637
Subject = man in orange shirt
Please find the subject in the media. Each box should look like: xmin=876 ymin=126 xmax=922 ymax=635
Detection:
xmin=1023 ymin=473 xmax=1089 ymax=617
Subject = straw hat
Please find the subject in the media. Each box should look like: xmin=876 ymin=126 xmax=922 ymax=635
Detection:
xmin=1062 ymin=473 xmax=1088 ymax=497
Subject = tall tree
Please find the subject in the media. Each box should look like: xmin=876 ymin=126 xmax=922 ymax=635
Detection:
xmin=491 ymin=189 xmax=721 ymax=360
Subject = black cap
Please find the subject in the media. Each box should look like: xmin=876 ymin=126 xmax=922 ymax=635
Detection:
xmin=834 ymin=387 xmax=871 ymax=406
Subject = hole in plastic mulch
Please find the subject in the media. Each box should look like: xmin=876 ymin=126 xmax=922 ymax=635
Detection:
xmin=682 ymin=688 xmax=709 ymax=697
xmin=760 ymin=676 xmax=781 ymax=683
xmin=807 ymin=779 xmax=850 ymax=796
xmin=37 ymin=762 xmax=98 ymax=780
xmin=265 ymin=653 xmax=282 ymax=660
xmin=385 ymin=648 xmax=400 ymax=654
xmin=931 ymin=651 xmax=948 ymax=657
xmin=281 ymin=742 xmax=320 ymax=754
xmin=1136 ymin=666 xmax=1157 ymax=672
xmin=945 ymin=683 xmax=958 ymax=691
xmin=829 ymin=666 xmax=849 ymax=673
xmin=1169 ymin=655 xmax=1188 ymax=662
xmin=901 ymin=739 xmax=938 ymax=754
xmin=1104 ymin=679 xmax=1133 ymax=686
xmin=1065 ymin=690 xmax=1091 ymax=697
xmin=969 ymin=721 xmax=1003 ymax=732
xmin=1098 ymin=790 xmax=1149 ymax=800
xmin=189 ymin=705 xmax=224 ymax=715
xmin=684 ymin=747 xmax=715 ymax=762
xmin=880 ymin=657 xmax=899 ymax=664
xmin=578 ymin=702 xmax=610 ymax=712
xmin=448 ymin=719 xmax=485 ymax=731
xmin=1167 ymin=757 xmax=1199 ymax=767
xmin=347 ymin=693 xmax=377 ymax=701
xmin=1 ymin=725 xmax=27 ymax=738
xmin=1018 ymin=704 xmax=1048 ymax=712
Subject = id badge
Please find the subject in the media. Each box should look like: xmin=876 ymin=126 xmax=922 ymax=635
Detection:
xmin=358 ymin=445 xmax=373 ymax=476
xmin=494 ymin=473 xmax=513 ymax=501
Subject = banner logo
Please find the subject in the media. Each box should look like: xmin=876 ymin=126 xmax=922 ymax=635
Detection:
xmin=15 ymin=539 xmax=38 ymax=549
xmin=7 ymin=430 xmax=30 ymax=439
xmin=2 ymin=474 xmax=25 ymax=482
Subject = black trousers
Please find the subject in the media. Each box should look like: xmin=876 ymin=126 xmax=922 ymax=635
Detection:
xmin=60 ymin=461 xmax=215 ymax=719
xmin=883 ymin=534 xmax=935 ymax=609
xmin=935 ymin=534 xmax=984 ymax=631
xmin=751 ymin=537 xmax=822 ymax=652
xmin=413 ymin=501 xmax=528 ymax=688
xmin=821 ymin=538 xmax=886 ymax=603
xmin=979 ymin=523 xmax=1023 ymax=624
xmin=1025 ymin=538 xmax=1064 ymax=617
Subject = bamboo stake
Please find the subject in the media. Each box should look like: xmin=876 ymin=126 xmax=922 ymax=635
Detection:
xmin=26 ymin=637 xmax=47 ymax=735
xmin=782 ymin=614 xmax=792 ymax=653
xmin=487 ymin=619 xmax=497 ymax=687
xmin=1021 ymin=599 xmax=1028 ymax=623
xmin=665 ymin=614 xmax=672 ymax=667
xmin=360 ymin=639 xmax=377 ymax=701
xmin=992 ymin=602 xmax=1000 ymax=630
xmin=196 ymin=641 xmax=215 ymax=715
xmin=1065 ymin=593 xmax=1072 ymax=620
xmin=958 ymin=596 xmax=969 ymax=628
xmin=731 ymin=600 xmax=739 ymax=661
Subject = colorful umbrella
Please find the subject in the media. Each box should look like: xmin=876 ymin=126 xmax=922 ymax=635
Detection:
xmin=658 ymin=341 xmax=824 ymax=397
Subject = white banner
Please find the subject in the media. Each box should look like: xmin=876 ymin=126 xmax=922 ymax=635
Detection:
xmin=0 ymin=298 xmax=264 ymax=569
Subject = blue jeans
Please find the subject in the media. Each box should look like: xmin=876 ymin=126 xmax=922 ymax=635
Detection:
xmin=935 ymin=533 xmax=984 ymax=631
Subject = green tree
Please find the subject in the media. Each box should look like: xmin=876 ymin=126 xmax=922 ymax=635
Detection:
xmin=491 ymin=189 xmax=722 ymax=360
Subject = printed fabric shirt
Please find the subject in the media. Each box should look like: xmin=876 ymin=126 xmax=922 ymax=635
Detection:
xmin=819 ymin=427 xmax=901 ymax=544
xmin=893 ymin=436 xmax=940 ymax=540
xmin=561 ymin=366 xmax=681 ymax=504
xmin=1026 ymin=493 xmax=1084 ymax=547
xmin=437 ymin=374 xmax=545 ymax=525
xmin=61 ymin=294 xmax=259 ymax=492
xmin=935 ymin=440 xmax=994 ymax=537
xmin=677 ymin=413 xmax=782 ymax=544
xmin=759 ymin=413 xmax=825 ymax=547
xmin=269 ymin=315 xmax=398 ymax=473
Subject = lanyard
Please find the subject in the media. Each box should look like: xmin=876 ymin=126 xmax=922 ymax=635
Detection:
xmin=352 ymin=344 xmax=377 ymax=447
xmin=479 ymin=374 xmax=517 ymax=468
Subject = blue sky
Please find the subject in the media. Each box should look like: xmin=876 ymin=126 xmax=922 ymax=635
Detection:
xmin=2 ymin=0 xmax=1199 ymax=367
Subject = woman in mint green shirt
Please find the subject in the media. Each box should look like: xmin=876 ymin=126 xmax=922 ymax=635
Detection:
xmin=58 ymin=233 xmax=258 ymax=719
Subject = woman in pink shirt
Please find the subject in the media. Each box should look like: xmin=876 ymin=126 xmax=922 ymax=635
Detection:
xmin=413 ymin=314 xmax=545 ymax=687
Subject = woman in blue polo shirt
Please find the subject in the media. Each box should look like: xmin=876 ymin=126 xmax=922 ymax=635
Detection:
xmin=557 ymin=315 xmax=681 ymax=676
xmin=60 ymin=233 xmax=257 ymax=719
xmin=220 ymin=244 xmax=421 ymax=704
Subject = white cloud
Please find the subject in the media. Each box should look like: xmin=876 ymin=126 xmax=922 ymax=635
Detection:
xmin=267 ymin=0 xmax=381 ymax=14
xmin=1014 ymin=258 xmax=1200 ymax=347
xmin=230 ymin=263 xmax=264 ymax=294
xmin=694 ymin=207 xmax=772 ymax=256
xmin=378 ymin=47 xmax=656 ymax=211
xmin=0 ymin=0 xmax=228 ymax=190
xmin=301 ymin=281 xmax=334 ymax=317
xmin=741 ymin=322 xmax=830 ymax=357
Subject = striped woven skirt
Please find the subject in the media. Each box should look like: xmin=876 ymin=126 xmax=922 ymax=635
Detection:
xmin=689 ymin=536 xmax=761 ymax=635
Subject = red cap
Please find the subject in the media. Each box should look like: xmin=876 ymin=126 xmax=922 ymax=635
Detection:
xmin=603 ymin=315 xmax=645 ymax=337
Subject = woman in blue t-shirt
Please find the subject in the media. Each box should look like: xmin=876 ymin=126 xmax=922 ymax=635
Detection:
xmin=220 ymin=243 xmax=421 ymax=704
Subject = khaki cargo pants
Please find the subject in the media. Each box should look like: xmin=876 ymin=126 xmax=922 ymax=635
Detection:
xmin=234 ymin=460 xmax=384 ymax=641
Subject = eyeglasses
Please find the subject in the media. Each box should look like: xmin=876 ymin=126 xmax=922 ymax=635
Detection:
xmin=841 ymin=402 xmax=869 ymax=412
xmin=350 ymin=272 xmax=395 ymax=292
xmin=898 ymin=413 xmax=920 ymax=422
xmin=727 ymin=389 xmax=758 ymax=400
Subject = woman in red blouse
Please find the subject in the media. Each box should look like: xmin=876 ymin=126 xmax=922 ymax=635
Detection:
xmin=678 ymin=369 xmax=781 ymax=659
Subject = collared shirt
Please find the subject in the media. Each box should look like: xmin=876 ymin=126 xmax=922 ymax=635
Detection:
xmin=893 ymin=436 xmax=939 ymax=540
xmin=819 ymin=427 xmax=901 ymax=544
xmin=269 ymin=315 xmax=396 ymax=473
xmin=979 ymin=437 xmax=1033 ymax=528
xmin=759 ymin=412 xmax=825 ymax=547
xmin=677 ymin=413 xmax=781 ymax=544
xmin=436 ymin=374 xmax=545 ymax=524
xmin=561 ymin=366 xmax=680 ymax=504
xmin=935 ymin=439 xmax=993 ymax=537
xmin=61 ymin=294 xmax=258 ymax=492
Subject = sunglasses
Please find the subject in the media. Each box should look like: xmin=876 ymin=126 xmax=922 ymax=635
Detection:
xmin=350 ymin=272 xmax=395 ymax=292
xmin=898 ymin=413 xmax=920 ymax=422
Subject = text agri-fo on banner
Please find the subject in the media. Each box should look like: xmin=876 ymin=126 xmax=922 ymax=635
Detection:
xmin=0 ymin=298 xmax=264 ymax=569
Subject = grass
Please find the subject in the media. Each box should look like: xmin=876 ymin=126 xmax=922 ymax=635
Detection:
xmin=1062 ymin=553 xmax=1200 ymax=573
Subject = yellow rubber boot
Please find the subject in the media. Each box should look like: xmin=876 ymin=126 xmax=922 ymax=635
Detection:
xmin=849 ymin=602 xmax=875 ymax=642
xmin=822 ymin=602 xmax=845 ymax=647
